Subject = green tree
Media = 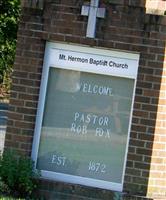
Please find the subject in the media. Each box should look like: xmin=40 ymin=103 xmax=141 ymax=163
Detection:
xmin=0 ymin=0 xmax=20 ymax=85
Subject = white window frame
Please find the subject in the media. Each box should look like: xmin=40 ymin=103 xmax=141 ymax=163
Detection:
xmin=31 ymin=42 xmax=139 ymax=192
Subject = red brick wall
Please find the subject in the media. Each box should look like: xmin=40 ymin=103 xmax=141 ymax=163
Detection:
xmin=5 ymin=0 xmax=166 ymax=199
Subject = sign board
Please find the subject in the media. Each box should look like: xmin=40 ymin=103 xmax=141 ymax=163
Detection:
xmin=32 ymin=42 xmax=139 ymax=191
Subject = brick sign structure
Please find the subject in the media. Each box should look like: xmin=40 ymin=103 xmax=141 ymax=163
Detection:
xmin=5 ymin=0 xmax=166 ymax=199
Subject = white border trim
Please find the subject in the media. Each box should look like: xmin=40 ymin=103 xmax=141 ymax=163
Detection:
xmin=42 ymin=170 xmax=122 ymax=191
xmin=32 ymin=42 xmax=139 ymax=192
xmin=48 ymin=42 xmax=139 ymax=79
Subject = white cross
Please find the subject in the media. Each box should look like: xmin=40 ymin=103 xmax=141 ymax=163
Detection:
xmin=81 ymin=0 xmax=106 ymax=38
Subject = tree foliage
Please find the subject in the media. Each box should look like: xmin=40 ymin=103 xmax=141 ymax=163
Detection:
xmin=0 ymin=0 xmax=20 ymax=83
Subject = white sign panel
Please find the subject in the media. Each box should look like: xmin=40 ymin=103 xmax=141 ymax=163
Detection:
xmin=32 ymin=42 xmax=139 ymax=192
xmin=49 ymin=46 xmax=139 ymax=79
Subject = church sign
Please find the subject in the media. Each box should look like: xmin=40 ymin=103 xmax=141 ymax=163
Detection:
xmin=32 ymin=42 xmax=139 ymax=192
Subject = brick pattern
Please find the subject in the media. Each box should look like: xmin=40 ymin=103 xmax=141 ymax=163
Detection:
xmin=5 ymin=8 xmax=44 ymax=155
xmin=5 ymin=0 xmax=166 ymax=199
xmin=147 ymin=50 xmax=166 ymax=198
xmin=35 ymin=179 xmax=153 ymax=200
xmin=21 ymin=0 xmax=166 ymax=14
xmin=21 ymin=0 xmax=44 ymax=9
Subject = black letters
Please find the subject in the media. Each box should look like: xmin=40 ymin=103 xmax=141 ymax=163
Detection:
xmin=59 ymin=54 xmax=66 ymax=60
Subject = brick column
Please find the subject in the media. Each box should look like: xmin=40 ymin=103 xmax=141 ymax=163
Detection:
xmin=147 ymin=48 xmax=166 ymax=199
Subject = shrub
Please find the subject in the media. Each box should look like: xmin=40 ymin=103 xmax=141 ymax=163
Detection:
xmin=0 ymin=150 xmax=39 ymax=198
